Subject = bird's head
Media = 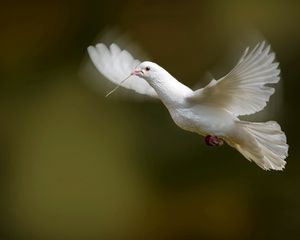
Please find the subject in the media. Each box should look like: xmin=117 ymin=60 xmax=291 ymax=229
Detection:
xmin=132 ymin=61 xmax=161 ymax=82
xmin=105 ymin=61 xmax=165 ymax=97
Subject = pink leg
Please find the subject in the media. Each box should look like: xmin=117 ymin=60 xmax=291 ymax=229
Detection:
xmin=204 ymin=135 xmax=224 ymax=147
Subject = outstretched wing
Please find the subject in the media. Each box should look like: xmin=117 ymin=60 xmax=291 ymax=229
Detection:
xmin=187 ymin=42 xmax=280 ymax=116
xmin=87 ymin=43 xmax=158 ymax=98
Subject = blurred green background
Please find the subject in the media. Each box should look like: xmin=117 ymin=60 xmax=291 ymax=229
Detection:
xmin=1 ymin=1 xmax=300 ymax=239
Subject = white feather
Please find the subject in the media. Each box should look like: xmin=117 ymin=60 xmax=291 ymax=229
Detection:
xmin=231 ymin=121 xmax=288 ymax=170
xmin=187 ymin=42 xmax=280 ymax=116
xmin=87 ymin=43 xmax=158 ymax=97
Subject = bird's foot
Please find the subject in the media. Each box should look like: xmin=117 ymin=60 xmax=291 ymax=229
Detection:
xmin=204 ymin=135 xmax=224 ymax=147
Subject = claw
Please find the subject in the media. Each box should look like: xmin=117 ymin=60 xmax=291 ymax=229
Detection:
xmin=205 ymin=135 xmax=224 ymax=147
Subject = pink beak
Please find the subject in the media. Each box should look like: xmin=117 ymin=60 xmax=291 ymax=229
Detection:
xmin=132 ymin=68 xmax=143 ymax=76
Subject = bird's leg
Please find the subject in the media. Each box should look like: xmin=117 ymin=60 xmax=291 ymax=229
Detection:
xmin=204 ymin=135 xmax=224 ymax=147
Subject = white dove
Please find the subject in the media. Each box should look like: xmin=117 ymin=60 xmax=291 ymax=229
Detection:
xmin=87 ymin=41 xmax=288 ymax=170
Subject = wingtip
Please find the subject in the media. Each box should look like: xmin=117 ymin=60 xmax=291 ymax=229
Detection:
xmin=109 ymin=43 xmax=121 ymax=53
xmin=95 ymin=43 xmax=106 ymax=48
xmin=87 ymin=45 xmax=94 ymax=52
xmin=87 ymin=46 xmax=95 ymax=58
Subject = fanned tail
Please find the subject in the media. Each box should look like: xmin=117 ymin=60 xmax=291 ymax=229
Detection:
xmin=231 ymin=121 xmax=288 ymax=170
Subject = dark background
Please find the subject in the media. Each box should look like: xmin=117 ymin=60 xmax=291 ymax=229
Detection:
xmin=0 ymin=1 xmax=300 ymax=239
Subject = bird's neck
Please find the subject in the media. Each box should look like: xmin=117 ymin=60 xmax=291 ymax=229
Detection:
xmin=147 ymin=71 xmax=192 ymax=108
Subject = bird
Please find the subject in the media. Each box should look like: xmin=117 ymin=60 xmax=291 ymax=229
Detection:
xmin=87 ymin=41 xmax=288 ymax=171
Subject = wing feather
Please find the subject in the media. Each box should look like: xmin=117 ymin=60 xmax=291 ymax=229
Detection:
xmin=187 ymin=42 xmax=280 ymax=116
xmin=87 ymin=43 xmax=158 ymax=98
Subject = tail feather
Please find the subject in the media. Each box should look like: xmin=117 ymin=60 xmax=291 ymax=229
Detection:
xmin=232 ymin=121 xmax=288 ymax=170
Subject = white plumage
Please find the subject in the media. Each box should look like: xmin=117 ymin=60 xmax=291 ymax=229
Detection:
xmin=188 ymin=42 xmax=280 ymax=116
xmin=87 ymin=41 xmax=288 ymax=171
xmin=87 ymin=43 xmax=158 ymax=97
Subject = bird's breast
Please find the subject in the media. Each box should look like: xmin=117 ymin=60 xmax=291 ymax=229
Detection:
xmin=168 ymin=106 xmax=235 ymax=136
xmin=169 ymin=108 xmax=201 ymax=133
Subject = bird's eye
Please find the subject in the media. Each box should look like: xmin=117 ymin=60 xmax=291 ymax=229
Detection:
xmin=145 ymin=66 xmax=150 ymax=71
